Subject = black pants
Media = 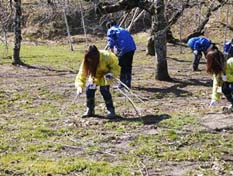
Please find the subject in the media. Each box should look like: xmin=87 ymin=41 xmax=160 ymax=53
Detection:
xmin=193 ymin=51 xmax=202 ymax=71
xmin=86 ymin=85 xmax=114 ymax=111
xmin=222 ymin=82 xmax=233 ymax=104
xmin=118 ymin=51 xmax=135 ymax=88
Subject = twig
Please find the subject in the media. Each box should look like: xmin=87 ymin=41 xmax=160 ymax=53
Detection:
xmin=112 ymin=77 xmax=147 ymax=103
xmin=116 ymin=87 xmax=141 ymax=116
xmin=137 ymin=160 xmax=149 ymax=176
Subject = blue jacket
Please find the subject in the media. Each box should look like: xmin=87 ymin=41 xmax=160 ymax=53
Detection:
xmin=107 ymin=25 xmax=136 ymax=56
xmin=187 ymin=37 xmax=212 ymax=52
xmin=223 ymin=41 xmax=233 ymax=55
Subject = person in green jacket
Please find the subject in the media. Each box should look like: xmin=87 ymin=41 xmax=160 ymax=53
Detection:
xmin=207 ymin=49 xmax=233 ymax=109
xmin=75 ymin=45 xmax=120 ymax=118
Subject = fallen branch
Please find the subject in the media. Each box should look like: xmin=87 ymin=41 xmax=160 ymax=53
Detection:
xmin=218 ymin=21 xmax=233 ymax=31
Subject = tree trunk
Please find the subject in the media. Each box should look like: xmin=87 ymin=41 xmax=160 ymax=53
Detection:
xmin=153 ymin=0 xmax=171 ymax=81
xmin=12 ymin=0 xmax=23 ymax=65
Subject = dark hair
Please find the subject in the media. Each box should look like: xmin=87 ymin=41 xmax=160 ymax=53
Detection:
xmin=106 ymin=20 xmax=117 ymax=29
xmin=83 ymin=45 xmax=100 ymax=77
xmin=206 ymin=49 xmax=225 ymax=75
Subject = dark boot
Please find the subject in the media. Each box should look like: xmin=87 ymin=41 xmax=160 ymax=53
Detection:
xmin=82 ymin=108 xmax=95 ymax=118
xmin=83 ymin=87 xmax=96 ymax=118
xmin=193 ymin=53 xmax=201 ymax=71
xmin=100 ymin=86 xmax=116 ymax=119
xmin=106 ymin=108 xmax=116 ymax=119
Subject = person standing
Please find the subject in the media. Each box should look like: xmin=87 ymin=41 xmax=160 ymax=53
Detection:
xmin=187 ymin=37 xmax=215 ymax=71
xmin=107 ymin=20 xmax=136 ymax=88
xmin=75 ymin=45 xmax=120 ymax=118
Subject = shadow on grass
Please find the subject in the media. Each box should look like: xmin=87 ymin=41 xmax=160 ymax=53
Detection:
xmin=167 ymin=57 xmax=192 ymax=63
xmin=134 ymin=78 xmax=212 ymax=99
xmin=92 ymin=114 xmax=171 ymax=125
xmin=12 ymin=62 xmax=77 ymax=74
xmin=167 ymin=56 xmax=207 ymax=64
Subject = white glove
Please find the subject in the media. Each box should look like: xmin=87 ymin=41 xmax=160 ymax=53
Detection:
xmin=193 ymin=50 xmax=198 ymax=55
xmin=88 ymin=84 xmax=96 ymax=90
xmin=209 ymin=100 xmax=218 ymax=107
xmin=76 ymin=87 xmax=82 ymax=95
xmin=222 ymin=75 xmax=227 ymax=82
xmin=104 ymin=73 xmax=113 ymax=80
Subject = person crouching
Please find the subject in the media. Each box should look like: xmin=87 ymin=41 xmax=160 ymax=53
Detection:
xmin=75 ymin=45 xmax=120 ymax=118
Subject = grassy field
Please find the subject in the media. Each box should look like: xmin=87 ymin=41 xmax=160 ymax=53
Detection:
xmin=0 ymin=35 xmax=233 ymax=176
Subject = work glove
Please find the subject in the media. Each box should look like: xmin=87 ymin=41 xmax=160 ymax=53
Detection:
xmin=222 ymin=75 xmax=227 ymax=82
xmin=209 ymin=100 xmax=218 ymax=107
xmin=88 ymin=84 xmax=96 ymax=90
xmin=76 ymin=87 xmax=82 ymax=96
xmin=104 ymin=73 xmax=113 ymax=80
xmin=193 ymin=50 xmax=198 ymax=55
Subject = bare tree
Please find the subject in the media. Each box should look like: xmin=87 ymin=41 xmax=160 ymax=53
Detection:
xmin=0 ymin=0 xmax=13 ymax=58
xmin=12 ymin=0 xmax=23 ymax=65
xmin=87 ymin=0 xmax=174 ymax=80
xmin=181 ymin=0 xmax=229 ymax=42
xmin=152 ymin=0 xmax=170 ymax=80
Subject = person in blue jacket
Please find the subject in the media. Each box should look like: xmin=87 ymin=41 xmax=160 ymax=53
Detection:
xmin=106 ymin=20 xmax=136 ymax=88
xmin=187 ymin=37 xmax=216 ymax=71
xmin=223 ymin=39 xmax=233 ymax=60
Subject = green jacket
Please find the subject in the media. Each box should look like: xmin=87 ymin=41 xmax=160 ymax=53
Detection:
xmin=212 ymin=57 xmax=233 ymax=101
xmin=75 ymin=50 xmax=120 ymax=88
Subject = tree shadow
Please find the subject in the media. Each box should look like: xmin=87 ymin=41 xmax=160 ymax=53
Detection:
xmin=93 ymin=114 xmax=171 ymax=125
xmin=167 ymin=56 xmax=192 ymax=63
xmin=133 ymin=78 xmax=212 ymax=99
xmin=12 ymin=62 xmax=77 ymax=74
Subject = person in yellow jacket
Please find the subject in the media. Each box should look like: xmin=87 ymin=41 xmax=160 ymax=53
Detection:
xmin=75 ymin=45 xmax=120 ymax=118
xmin=207 ymin=49 xmax=233 ymax=110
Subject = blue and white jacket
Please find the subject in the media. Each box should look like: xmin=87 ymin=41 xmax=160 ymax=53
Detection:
xmin=107 ymin=25 xmax=136 ymax=56
xmin=187 ymin=37 xmax=212 ymax=53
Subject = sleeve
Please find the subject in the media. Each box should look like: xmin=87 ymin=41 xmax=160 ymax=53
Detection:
xmin=107 ymin=29 xmax=116 ymax=49
xmin=225 ymin=59 xmax=233 ymax=81
xmin=108 ymin=52 xmax=120 ymax=78
xmin=193 ymin=42 xmax=200 ymax=51
xmin=75 ymin=61 xmax=87 ymax=88
xmin=211 ymin=74 xmax=222 ymax=101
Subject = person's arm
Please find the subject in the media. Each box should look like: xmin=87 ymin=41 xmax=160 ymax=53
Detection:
xmin=75 ymin=60 xmax=87 ymax=89
xmin=108 ymin=52 xmax=120 ymax=78
xmin=211 ymin=74 xmax=222 ymax=102
xmin=193 ymin=42 xmax=200 ymax=52
xmin=225 ymin=58 xmax=233 ymax=81
xmin=107 ymin=29 xmax=116 ymax=50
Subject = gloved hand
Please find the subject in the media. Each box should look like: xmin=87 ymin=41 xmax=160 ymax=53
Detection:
xmin=104 ymin=73 xmax=113 ymax=80
xmin=222 ymin=75 xmax=227 ymax=82
xmin=209 ymin=100 xmax=218 ymax=107
xmin=76 ymin=87 xmax=82 ymax=95
xmin=193 ymin=50 xmax=198 ymax=55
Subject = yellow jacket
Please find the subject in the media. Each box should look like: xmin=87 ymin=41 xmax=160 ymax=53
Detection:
xmin=212 ymin=57 xmax=233 ymax=101
xmin=75 ymin=50 xmax=120 ymax=88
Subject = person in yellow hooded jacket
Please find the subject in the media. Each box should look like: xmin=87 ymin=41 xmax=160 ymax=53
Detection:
xmin=75 ymin=45 xmax=120 ymax=118
xmin=207 ymin=48 xmax=233 ymax=110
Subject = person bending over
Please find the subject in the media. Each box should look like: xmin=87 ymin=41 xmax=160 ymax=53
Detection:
xmin=187 ymin=37 xmax=217 ymax=71
xmin=207 ymin=49 xmax=233 ymax=110
xmin=106 ymin=20 xmax=136 ymax=88
xmin=75 ymin=45 xmax=120 ymax=118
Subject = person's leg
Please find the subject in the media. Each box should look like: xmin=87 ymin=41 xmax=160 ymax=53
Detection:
xmin=118 ymin=54 xmax=126 ymax=87
xmin=82 ymin=84 xmax=96 ymax=117
xmin=100 ymin=85 xmax=116 ymax=118
xmin=118 ymin=51 xmax=134 ymax=88
xmin=222 ymin=82 xmax=233 ymax=106
xmin=193 ymin=51 xmax=202 ymax=71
